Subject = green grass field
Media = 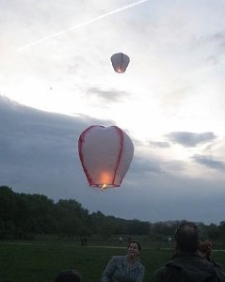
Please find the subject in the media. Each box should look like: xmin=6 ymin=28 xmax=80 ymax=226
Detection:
xmin=0 ymin=240 xmax=225 ymax=282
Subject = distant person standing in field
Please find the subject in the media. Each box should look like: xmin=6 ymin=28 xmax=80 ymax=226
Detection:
xmin=55 ymin=270 xmax=81 ymax=282
xmin=198 ymin=240 xmax=213 ymax=261
xmin=151 ymin=221 xmax=225 ymax=282
xmin=198 ymin=240 xmax=224 ymax=269
xmin=80 ymin=234 xmax=87 ymax=246
xmin=101 ymin=240 xmax=145 ymax=282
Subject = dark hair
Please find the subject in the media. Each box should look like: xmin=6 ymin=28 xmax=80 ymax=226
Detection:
xmin=174 ymin=221 xmax=199 ymax=253
xmin=128 ymin=240 xmax=142 ymax=251
xmin=55 ymin=270 xmax=81 ymax=282
xmin=199 ymin=240 xmax=212 ymax=260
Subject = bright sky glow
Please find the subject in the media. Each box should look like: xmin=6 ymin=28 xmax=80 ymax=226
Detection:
xmin=2 ymin=0 xmax=225 ymax=160
xmin=1 ymin=0 xmax=225 ymax=149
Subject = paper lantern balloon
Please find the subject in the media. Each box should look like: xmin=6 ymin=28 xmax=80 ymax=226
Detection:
xmin=78 ymin=125 xmax=134 ymax=189
xmin=111 ymin=53 xmax=130 ymax=73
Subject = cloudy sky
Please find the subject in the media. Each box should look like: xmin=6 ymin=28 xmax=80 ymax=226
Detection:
xmin=1 ymin=0 xmax=225 ymax=225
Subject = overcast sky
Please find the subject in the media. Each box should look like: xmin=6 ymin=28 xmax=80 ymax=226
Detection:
xmin=1 ymin=0 xmax=225 ymax=225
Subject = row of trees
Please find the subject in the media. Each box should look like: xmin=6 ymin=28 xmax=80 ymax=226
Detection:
xmin=0 ymin=185 xmax=225 ymax=241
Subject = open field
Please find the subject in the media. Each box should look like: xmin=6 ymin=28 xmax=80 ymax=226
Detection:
xmin=0 ymin=240 xmax=225 ymax=282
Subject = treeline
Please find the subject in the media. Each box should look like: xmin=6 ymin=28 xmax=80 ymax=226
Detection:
xmin=0 ymin=185 xmax=225 ymax=241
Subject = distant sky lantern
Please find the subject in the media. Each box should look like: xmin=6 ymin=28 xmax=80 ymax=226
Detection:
xmin=111 ymin=53 xmax=130 ymax=73
xmin=78 ymin=125 xmax=134 ymax=189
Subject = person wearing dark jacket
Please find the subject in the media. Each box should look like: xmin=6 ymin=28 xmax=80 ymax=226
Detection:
xmin=151 ymin=221 xmax=225 ymax=282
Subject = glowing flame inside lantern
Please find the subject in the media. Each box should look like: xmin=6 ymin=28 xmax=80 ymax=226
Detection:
xmin=78 ymin=125 xmax=134 ymax=189
xmin=98 ymin=171 xmax=112 ymax=188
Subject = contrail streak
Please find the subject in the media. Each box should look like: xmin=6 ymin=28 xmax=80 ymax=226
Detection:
xmin=17 ymin=0 xmax=149 ymax=51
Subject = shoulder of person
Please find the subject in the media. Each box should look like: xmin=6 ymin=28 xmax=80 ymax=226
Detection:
xmin=135 ymin=259 xmax=145 ymax=269
xmin=150 ymin=266 xmax=166 ymax=282
xmin=211 ymin=260 xmax=224 ymax=269
xmin=214 ymin=265 xmax=225 ymax=282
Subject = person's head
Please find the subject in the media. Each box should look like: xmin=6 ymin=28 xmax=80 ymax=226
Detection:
xmin=174 ymin=221 xmax=199 ymax=253
xmin=127 ymin=240 xmax=142 ymax=259
xmin=55 ymin=270 xmax=81 ymax=282
xmin=198 ymin=240 xmax=212 ymax=260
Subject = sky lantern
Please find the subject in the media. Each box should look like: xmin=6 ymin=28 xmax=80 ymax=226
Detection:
xmin=111 ymin=53 xmax=130 ymax=73
xmin=78 ymin=125 xmax=134 ymax=189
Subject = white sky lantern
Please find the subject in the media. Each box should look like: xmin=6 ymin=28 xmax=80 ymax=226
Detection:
xmin=111 ymin=53 xmax=130 ymax=73
xmin=78 ymin=125 xmax=134 ymax=189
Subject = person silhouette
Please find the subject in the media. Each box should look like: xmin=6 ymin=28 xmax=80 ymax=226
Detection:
xmin=55 ymin=270 xmax=81 ymax=282
xmin=151 ymin=221 xmax=225 ymax=282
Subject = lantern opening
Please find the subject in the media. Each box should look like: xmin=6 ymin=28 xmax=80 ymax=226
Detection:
xmin=116 ymin=68 xmax=123 ymax=73
xmin=90 ymin=183 xmax=120 ymax=189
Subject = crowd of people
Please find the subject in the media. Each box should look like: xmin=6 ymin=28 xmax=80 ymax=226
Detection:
xmin=150 ymin=222 xmax=225 ymax=282
xmin=55 ymin=221 xmax=225 ymax=282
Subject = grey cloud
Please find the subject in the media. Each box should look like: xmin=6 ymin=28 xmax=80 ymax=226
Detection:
xmin=0 ymin=95 xmax=113 ymax=179
xmin=163 ymin=160 xmax=187 ymax=173
xmin=149 ymin=141 xmax=170 ymax=148
xmin=166 ymin=131 xmax=216 ymax=147
xmin=206 ymin=55 xmax=219 ymax=66
xmin=195 ymin=32 xmax=225 ymax=64
xmin=192 ymin=155 xmax=225 ymax=171
xmin=109 ymin=172 xmax=225 ymax=224
xmin=195 ymin=33 xmax=225 ymax=48
xmin=210 ymin=32 xmax=225 ymax=48
xmin=87 ymin=87 xmax=129 ymax=102
xmin=130 ymin=156 xmax=163 ymax=174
